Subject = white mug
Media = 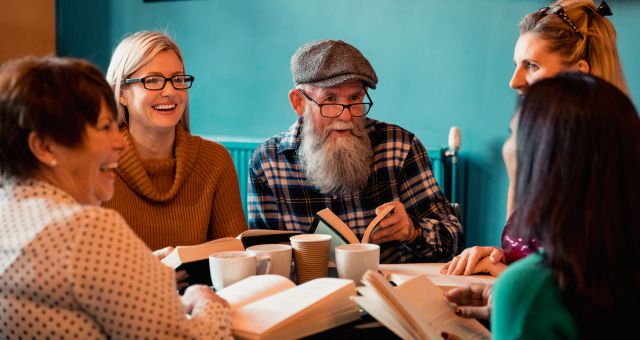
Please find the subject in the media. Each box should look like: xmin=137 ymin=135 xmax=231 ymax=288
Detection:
xmin=209 ymin=250 xmax=271 ymax=290
xmin=246 ymin=244 xmax=292 ymax=278
xmin=335 ymin=243 xmax=380 ymax=285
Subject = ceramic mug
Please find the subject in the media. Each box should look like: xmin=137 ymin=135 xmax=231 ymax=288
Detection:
xmin=209 ymin=250 xmax=271 ymax=290
xmin=246 ymin=244 xmax=292 ymax=278
xmin=335 ymin=243 xmax=380 ymax=285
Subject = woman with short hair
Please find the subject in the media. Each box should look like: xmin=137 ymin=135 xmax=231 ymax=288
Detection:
xmin=0 ymin=56 xmax=232 ymax=339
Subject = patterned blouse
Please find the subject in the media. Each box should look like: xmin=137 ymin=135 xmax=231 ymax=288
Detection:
xmin=0 ymin=178 xmax=232 ymax=339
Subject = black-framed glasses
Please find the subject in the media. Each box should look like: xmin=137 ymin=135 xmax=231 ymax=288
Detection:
xmin=539 ymin=5 xmax=584 ymax=40
xmin=122 ymin=75 xmax=195 ymax=90
xmin=298 ymin=89 xmax=373 ymax=118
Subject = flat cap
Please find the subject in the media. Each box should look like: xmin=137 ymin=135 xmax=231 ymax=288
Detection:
xmin=290 ymin=39 xmax=378 ymax=89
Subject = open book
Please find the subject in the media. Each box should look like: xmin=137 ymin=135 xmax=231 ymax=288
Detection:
xmin=310 ymin=205 xmax=394 ymax=259
xmin=355 ymin=270 xmax=491 ymax=340
xmin=161 ymin=237 xmax=244 ymax=286
xmin=237 ymin=229 xmax=301 ymax=248
xmin=160 ymin=230 xmax=301 ymax=286
xmin=216 ymin=275 xmax=359 ymax=339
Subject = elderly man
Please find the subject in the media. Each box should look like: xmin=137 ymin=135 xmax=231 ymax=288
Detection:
xmin=248 ymin=39 xmax=462 ymax=263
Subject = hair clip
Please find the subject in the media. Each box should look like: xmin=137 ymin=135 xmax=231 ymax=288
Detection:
xmin=596 ymin=1 xmax=612 ymax=17
xmin=544 ymin=5 xmax=584 ymax=40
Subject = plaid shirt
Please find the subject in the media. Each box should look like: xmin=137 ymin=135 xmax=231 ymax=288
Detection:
xmin=248 ymin=118 xmax=462 ymax=263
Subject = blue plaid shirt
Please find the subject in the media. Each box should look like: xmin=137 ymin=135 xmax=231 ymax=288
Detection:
xmin=248 ymin=118 xmax=463 ymax=263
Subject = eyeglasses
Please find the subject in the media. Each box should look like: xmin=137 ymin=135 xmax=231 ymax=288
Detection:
xmin=298 ymin=89 xmax=373 ymax=118
xmin=538 ymin=5 xmax=584 ymax=40
xmin=122 ymin=75 xmax=195 ymax=90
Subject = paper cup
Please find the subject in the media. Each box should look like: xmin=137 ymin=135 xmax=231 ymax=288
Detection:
xmin=290 ymin=234 xmax=331 ymax=283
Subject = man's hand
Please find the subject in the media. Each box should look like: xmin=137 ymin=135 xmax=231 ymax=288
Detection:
xmin=370 ymin=201 xmax=415 ymax=243
xmin=441 ymin=246 xmax=507 ymax=276
xmin=444 ymin=284 xmax=493 ymax=320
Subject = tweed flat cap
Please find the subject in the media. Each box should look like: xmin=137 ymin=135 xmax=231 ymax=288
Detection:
xmin=290 ymin=39 xmax=378 ymax=89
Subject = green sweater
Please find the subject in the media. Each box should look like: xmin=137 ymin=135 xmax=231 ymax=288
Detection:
xmin=492 ymin=253 xmax=578 ymax=340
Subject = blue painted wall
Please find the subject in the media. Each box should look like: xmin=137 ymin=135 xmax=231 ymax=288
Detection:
xmin=56 ymin=0 xmax=640 ymax=247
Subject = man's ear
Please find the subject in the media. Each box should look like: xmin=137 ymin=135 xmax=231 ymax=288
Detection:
xmin=289 ymin=89 xmax=305 ymax=118
xmin=27 ymin=131 xmax=58 ymax=167
xmin=576 ymin=59 xmax=590 ymax=74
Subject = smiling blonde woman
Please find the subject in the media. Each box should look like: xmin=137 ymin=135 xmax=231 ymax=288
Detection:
xmin=104 ymin=31 xmax=247 ymax=253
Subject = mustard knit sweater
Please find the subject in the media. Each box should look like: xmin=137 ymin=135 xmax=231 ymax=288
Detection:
xmin=103 ymin=126 xmax=247 ymax=251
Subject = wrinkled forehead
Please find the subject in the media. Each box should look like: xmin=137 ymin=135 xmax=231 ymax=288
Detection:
xmin=308 ymin=80 xmax=366 ymax=96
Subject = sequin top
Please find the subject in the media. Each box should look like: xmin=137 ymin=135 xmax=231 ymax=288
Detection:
xmin=501 ymin=212 xmax=541 ymax=264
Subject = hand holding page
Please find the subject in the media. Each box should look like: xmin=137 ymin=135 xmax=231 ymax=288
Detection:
xmin=310 ymin=205 xmax=394 ymax=259
xmin=356 ymin=270 xmax=491 ymax=340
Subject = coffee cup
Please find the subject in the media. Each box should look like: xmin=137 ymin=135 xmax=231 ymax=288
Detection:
xmin=209 ymin=250 xmax=271 ymax=290
xmin=247 ymin=244 xmax=292 ymax=278
xmin=335 ymin=243 xmax=380 ymax=285
xmin=290 ymin=234 xmax=332 ymax=283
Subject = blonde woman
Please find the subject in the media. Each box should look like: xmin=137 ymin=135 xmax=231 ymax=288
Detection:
xmin=104 ymin=31 xmax=247 ymax=252
xmin=443 ymin=0 xmax=628 ymax=277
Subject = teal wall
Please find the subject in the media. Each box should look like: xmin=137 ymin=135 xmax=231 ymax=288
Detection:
xmin=56 ymin=0 xmax=640 ymax=247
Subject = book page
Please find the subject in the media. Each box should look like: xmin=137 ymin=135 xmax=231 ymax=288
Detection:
xmin=394 ymin=275 xmax=491 ymax=339
xmin=361 ymin=205 xmax=394 ymax=243
xmin=360 ymin=271 xmax=441 ymax=340
xmin=215 ymin=275 xmax=295 ymax=312
xmin=232 ymin=278 xmax=357 ymax=338
xmin=313 ymin=209 xmax=356 ymax=260
xmin=381 ymin=263 xmax=495 ymax=291
xmin=314 ymin=208 xmax=359 ymax=243
xmin=237 ymin=229 xmax=301 ymax=238
xmin=237 ymin=229 xmax=302 ymax=248
xmin=161 ymin=237 xmax=244 ymax=268
xmin=353 ymin=287 xmax=415 ymax=339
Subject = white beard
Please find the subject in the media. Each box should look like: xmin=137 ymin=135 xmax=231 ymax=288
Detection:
xmin=298 ymin=112 xmax=373 ymax=196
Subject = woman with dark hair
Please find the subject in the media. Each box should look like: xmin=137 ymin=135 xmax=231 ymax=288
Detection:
xmin=448 ymin=73 xmax=640 ymax=338
xmin=443 ymin=0 xmax=629 ymax=277
xmin=492 ymin=72 xmax=639 ymax=338
xmin=0 ymin=56 xmax=232 ymax=338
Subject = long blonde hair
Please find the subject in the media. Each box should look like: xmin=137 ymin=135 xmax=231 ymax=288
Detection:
xmin=520 ymin=0 xmax=628 ymax=95
xmin=106 ymin=31 xmax=190 ymax=131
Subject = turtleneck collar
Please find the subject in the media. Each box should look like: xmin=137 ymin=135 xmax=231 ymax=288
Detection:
xmin=116 ymin=125 xmax=200 ymax=202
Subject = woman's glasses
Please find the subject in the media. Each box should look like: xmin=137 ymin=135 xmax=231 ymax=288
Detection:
xmin=122 ymin=75 xmax=195 ymax=90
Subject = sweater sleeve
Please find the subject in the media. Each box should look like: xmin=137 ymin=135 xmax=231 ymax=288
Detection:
xmin=207 ymin=144 xmax=248 ymax=240
xmin=69 ymin=208 xmax=233 ymax=339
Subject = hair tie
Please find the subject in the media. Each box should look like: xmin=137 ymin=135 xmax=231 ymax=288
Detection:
xmin=596 ymin=1 xmax=612 ymax=17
